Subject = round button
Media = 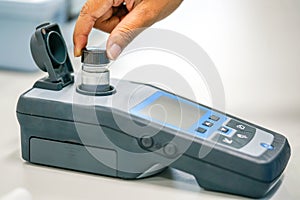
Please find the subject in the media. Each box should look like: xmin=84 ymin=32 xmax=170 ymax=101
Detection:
xmin=140 ymin=136 xmax=153 ymax=149
xmin=260 ymin=143 xmax=274 ymax=150
xmin=163 ymin=143 xmax=177 ymax=157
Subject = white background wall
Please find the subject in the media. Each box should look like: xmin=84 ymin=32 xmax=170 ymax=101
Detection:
xmin=150 ymin=0 xmax=300 ymax=118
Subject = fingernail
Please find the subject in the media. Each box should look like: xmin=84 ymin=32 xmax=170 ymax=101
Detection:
xmin=74 ymin=47 xmax=81 ymax=57
xmin=107 ymin=43 xmax=122 ymax=60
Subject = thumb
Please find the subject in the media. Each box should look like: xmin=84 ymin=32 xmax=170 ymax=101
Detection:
xmin=106 ymin=4 xmax=157 ymax=60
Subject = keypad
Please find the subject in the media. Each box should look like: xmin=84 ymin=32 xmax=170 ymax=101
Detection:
xmin=196 ymin=127 xmax=207 ymax=133
xmin=232 ymin=131 xmax=255 ymax=146
xmin=226 ymin=120 xmax=256 ymax=133
xmin=219 ymin=126 xmax=229 ymax=133
xmin=213 ymin=135 xmax=244 ymax=149
xmin=209 ymin=115 xmax=220 ymax=121
xmin=203 ymin=121 xmax=214 ymax=127
xmin=213 ymin=120 xmax=256 ymax=149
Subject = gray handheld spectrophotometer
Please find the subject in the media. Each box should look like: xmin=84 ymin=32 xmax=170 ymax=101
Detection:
xmin=16 ymin=23 xmax=291 ymax=198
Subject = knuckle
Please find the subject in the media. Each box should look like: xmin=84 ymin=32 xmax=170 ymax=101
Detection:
xmin=79 ymin=2 xmax=90 ymax=17
xmin=117 ymin=26 xmax=135 ymax=44
xmin=113 ymin=0 xmax=123 ymax=6
xmin=80 ymin=0 xmax=103 ymax=21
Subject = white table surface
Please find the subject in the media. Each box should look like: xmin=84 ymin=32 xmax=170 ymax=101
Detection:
xmin=1 ymin=0 xmax=300 ymax=199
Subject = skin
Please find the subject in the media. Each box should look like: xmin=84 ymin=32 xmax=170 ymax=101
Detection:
xmin=73 ymin=0 xmax=183 ymax=59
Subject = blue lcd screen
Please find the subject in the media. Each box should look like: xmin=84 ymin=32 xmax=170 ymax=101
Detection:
xmin=131 ymin=91 xmax=227 ymax=139
xmin=131 ymin=91 xmax=208 ymax=130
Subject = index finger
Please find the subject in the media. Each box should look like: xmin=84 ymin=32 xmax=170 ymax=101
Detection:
xmin=73 ymin=0 xmax=115 ymax=56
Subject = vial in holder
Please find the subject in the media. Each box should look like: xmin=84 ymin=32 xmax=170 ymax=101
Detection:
xmin=77 ymin=48 xmax=115 ymax=96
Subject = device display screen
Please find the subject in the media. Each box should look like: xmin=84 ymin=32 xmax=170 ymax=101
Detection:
xmin=138 ymin=95 xmax=206 ymax=130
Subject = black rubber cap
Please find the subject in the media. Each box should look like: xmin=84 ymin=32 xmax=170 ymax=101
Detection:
xmin=81 ymin=48 xmax=110 ymax=65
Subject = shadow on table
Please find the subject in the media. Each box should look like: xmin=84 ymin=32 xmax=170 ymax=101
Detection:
xmin=4 ymin=148 xmax=284 ymax=200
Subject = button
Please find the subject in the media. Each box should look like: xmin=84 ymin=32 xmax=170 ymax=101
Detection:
xmin=261 ymin=143 xmax=274 ymax=150
xmin=222 ymin=137 xmax=233 ymax=144
xmin=232 ymin=131 xmax=255 ymax=147
xmin=219 ymin=126 xmax=229 ymax=133
xmin=213 ymin=134 xmax=243 ymax=149
xmin=236 ymin=133 xmax=248 ymax=139
xmin=209 ymin=115 xmax=220 ymax=121
xmin=140 ymin=136 xmax=153 ymax=148
xmin=163 ymin=143 xmax=177 ymax=157
xmin=226 ymin=120 xmax=256 ymax=133
xmin=236 ymin=124 xmax=246 ymax=130
xmin=196 ymin=127 xmax=207 ymax=133
xmin=203 ymin=121 xmax=214 ymax=127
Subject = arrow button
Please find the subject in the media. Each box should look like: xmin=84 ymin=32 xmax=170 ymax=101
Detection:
xmin=212 ymin=134 xmax=243 ymax=149
xmin=222 ymin=138 xmax=233 ymax=144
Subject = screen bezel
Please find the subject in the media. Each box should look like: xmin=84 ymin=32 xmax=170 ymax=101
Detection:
xmin=130 ymin=91 xmax=225 ymax=139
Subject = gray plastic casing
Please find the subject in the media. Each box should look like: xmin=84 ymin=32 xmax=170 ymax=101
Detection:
xmin=16 ymin=78 xmax=291 ymax=198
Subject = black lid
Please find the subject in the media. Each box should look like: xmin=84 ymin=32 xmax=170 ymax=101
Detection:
xmin=81 ymin=48 xmax=110 ymax=65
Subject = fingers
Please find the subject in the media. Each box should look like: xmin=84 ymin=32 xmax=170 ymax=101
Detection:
xmin=106 ymin=2 xmax=157 ymax=60
xmin=124 ymin=0 xmax=136 ymax=11
xmin=73 ymin=0 xmax=113 ymax=56
xmin=74 ymin=0 xmax=183 ymax=59
xmin=112 ymin=0 xmax=124 ymax=7
xmin=106 ymin=0 xmax=183 ymax=60
xmin=93 ymin=4 xmax=128 ymax=38
xmin=94 ymin=15 xmax=120 ymax=33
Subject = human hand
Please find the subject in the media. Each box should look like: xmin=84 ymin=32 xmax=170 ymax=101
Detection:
xmin=73 ymin=0 xmax=183 ymax=60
